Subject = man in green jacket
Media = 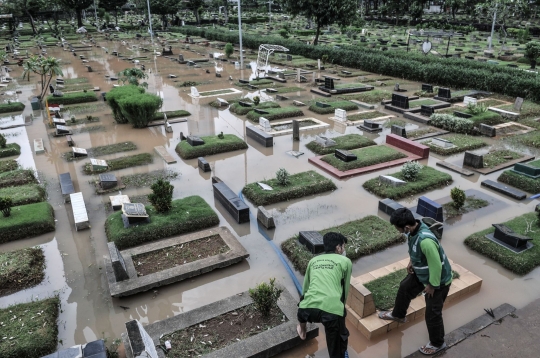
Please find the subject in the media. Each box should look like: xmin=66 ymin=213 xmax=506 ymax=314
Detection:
xmin=297 ymin=232 xmax=352 ymax=358
xmin=379 ymin=208 xmax=452 ymax=356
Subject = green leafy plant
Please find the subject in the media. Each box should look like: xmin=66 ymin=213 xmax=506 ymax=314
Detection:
xmin=217 ymin=131 xmax=224 ymax=139
xmin=70 ymin=115 xmax=76 ymax=123
xmin=276 ymin=168 xmax=290 ymax=186
xmin=0 ymin=134 xmax=6 ymax=148
xmin=322 ymin=54 xmax=329 ymax=65
xmin=279 ymin=28 xmax=289 ymax=39
xmin=148 ymin=179 xmax=174 ymax=213
xmin=525 ymin=41 xmax=540 ymax=68
xmin=401 ymin=161 xmax=423 ymax=182
xmin=224 ymin=43 xmax=234 ymax=59
xmin=450 ymin=187 xmax=466 ymax=209
xmin=253 ymin=96 xmax=260 ymax=106
xmin=467 ymin=103 xmax=488 ymax=115
xmin=248 ymin=278 xmax=283 ymax=317
xmin=86 ymin=115 xmax=93 ymax=121
xmin=0 ymin=197 xmax=12 ymax=217
xmin=118 ymin=68 xmax=149 ymax=88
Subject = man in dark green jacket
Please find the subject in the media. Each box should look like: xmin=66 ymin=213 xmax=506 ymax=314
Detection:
xmin=379 ymin=208 xmax=452 ymax=356
xmin=297 ymin=232 xmax=352 ymax=358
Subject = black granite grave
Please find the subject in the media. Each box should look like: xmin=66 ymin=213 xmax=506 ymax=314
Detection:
xmin=416 ymin=196 xmax=444 ymax=222
xmin=299 ymin=231 xmax=324 ymax=254
xmin=292 ymin=120 xmax=300 ymax=141
xmin=187 ymin=136 xmax=205 ymax=146
xmin=378 ymin=198 xmax=405 ymax=215
xmin=198 ymin=157 xmax=211 ymax=172
xmin=56 ymin=125 xmax=71 ymax=135
xmin=238 ymin=101 xmax=252 ymax=107
xmin=485 ymin=224 xmax=534 ymax=253
xmin=254 ymin=108 xmax=269 ymax=115
xmin=391 ymin=125 xmax=407 ymax=138
xmin=420 ymin=105 xmax=434 ymax=117
xmin=438 ymin=87 xmax=451 ymax=99
xmin=479 ymin=123 xmax=496 ymax=137
xmin=513 ymin=163 xmax=540 ymax=178
xmin=454 ymin=111 xmax=474 ymax=119
xmin=246 ymin=126 xmax=273 ymax=147
xmin=463 ymin=151 xmax=484 ymax=169
xmin=335 ymin=149 xmax=357 ymax=162
xmin=99 ymin=173 xmax=117 ymax=189
xmin=324 ymin=77 xmax=334 ymax=89
xmin=287 ymin=54 xmax=293 ymax=61
xmin=480 ymin=180 xmax=527 ymax=200
xmin=213 ymin=181 xmax=250 ymax=223
xmin=391 ymin=93 xmax=409 ymax=109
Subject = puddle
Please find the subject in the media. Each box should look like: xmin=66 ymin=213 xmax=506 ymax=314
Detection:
xmin=1 ymin=39 xmax=540 ymax=358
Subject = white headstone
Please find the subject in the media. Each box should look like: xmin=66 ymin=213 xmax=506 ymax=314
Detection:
xmin=463 ymin=96 xmax=477 ymax=106
xmin=297 ymin=68 xmax=301 ymax=82
xmin=514 ymin=97 xmax=524 ymax=112
xmin=259 ymin=117 xmax=271 ymax=132
xmin=257 ymin=182 xmax=273 ymax=190
xmin=190 ymin=86 xmax=199 ymax=97
xmin=235 ymin=61 xmax=240 ymax=70
xmin=422 ymin=41 xmax=432 ymax=54
xmin=334 ymin=109 xmax=347 ymax=121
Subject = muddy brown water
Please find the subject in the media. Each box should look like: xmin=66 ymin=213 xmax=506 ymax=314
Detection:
xmin=1 ymin=38 xmax=540 ymax=358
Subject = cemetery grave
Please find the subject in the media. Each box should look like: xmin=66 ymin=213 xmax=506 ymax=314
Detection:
xmin=82 ymin=153 xmax=153 ymax=174
xmin=463 ymin=149 xmax=532 ymax=174
xmin=422 ymin=134 xmax=488 ymax=155
xmin=498 ymin=159 xmax=540 ymax=194
xmin=321 ymin=145 xmax=408 ymax=171
xmin=308 ymin=99 xmax=359 ymax=114
xmin=175 ymin=134 xmax=248 ymax=159
xmin=246 ymin=106 xmax=304 ymax=122
xmin=0 ymin=247 xmax=45 ymax=297
xmin=260 ymin=117 xmax=329 ymax=136
xmin=305 ymin=134 xmax=376 ymax=155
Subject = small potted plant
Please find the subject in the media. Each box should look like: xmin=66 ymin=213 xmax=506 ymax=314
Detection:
xmin=525 ymin=41 xmax=540 ymax=69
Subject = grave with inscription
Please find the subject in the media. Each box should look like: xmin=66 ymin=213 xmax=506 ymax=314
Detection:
xmin=391 ymin=125 xmax=407 ymax=138
xmin=485 ymin=224 xmax=533 ymax=253
xmin=187 ymin=135 xmax=204 ymax=146
xmin=121 ymin=203 xmax=150 ymax=228
xmin=99 ymin=173 xmax=118 ymax=189
xmin=299 ymin=231 xmax=324 ymax=254
xmin=72 ymin=147 xmax=88 ymax=158
xmin=335 ymin=149 xmax=357 ymax=162
xmin=90 ymin=158 xmax=108 ymax=171
xmin=110 ymin=195 xmax=131 ymax=211
xmin=358 ymin=119 xmax=382 ymax=132
xmin=463 ymin=151 xmax=484 ymax=169
xmin=391 ymin=93 xmax=409 ymax=109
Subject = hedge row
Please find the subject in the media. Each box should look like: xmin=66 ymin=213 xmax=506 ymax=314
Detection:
xmin=0 ymin=143 xmax=21 ymax=158
xmin=0 ymin=169 xmax=37 ymax=189
xmin=47 ymin=91 xmax=98 ymax=105
xmin=177 ymin=26 xmax=540 ymax=102
xmin=0 ymin=202 xmax=55 ymax=244
xmin=0 ymin=102 xmax=25 ymax=114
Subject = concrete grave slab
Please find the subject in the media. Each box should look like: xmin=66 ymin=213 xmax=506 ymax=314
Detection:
xmin=70 ymin=192 xmax=89 ymax=231
xmin=110 ymin=195 xmax=130 ymax=211
xmin=154 ymin=146 xmax=177 ymax=164
xmin=34 ymin=138 xmax=44 ymax=154
xmin=122 ymin=288 xmax=318 ymax=358
xmin=481 ymin=180 xmax=527 ymax=200
xmin=257 ymin=206 xmax=275 ymax=229
xmin=105 ymin=227 xmax=249 ymax=297
xmin=213 ymin=181 xmax=250 ymax=223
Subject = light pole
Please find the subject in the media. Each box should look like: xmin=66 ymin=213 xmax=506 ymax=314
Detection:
xmin=147 ymin=0 xmax=154 ymax=44
xmin=237 ymin=0 xmax=243 ymax=69
xmin=93 ymin=0 xmax=98 ymax=25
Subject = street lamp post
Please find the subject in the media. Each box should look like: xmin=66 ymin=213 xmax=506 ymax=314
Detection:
xmin=93 ymin=0 xmax=98 ymax=25
xmin=237 ymin=0 xmax=243 ymax=69
xmin=147 ymin=0 xmax=154 ymax=44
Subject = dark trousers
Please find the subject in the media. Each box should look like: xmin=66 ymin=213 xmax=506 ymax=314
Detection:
xmin=298 ymin=307 xmax=349 ymax=358
xmin=391 ymin=273 xmax=450 ymax=347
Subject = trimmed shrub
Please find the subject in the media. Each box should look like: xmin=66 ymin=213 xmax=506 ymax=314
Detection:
xmin=105 ymin=196 xmax=219 ymax=249
xmin=0 ymin=197 xmax=12 ymax=217
xmin=175 ymin=134 xmax=247 ymax=159
xmin=0 ymin=143 xmax=21 ymax=158
xmin=47 ymin=91 xmax=98 ymax=105
xmin=0 ymin=102 xmax=25 ymax=114
xmin=450 ymin=187 xmax=466 ymax=209
xmin=106 ymin=85 xmax=145 ymax=124
xmin=249 ymin=278 xmax=283 ymax=317
xmin=0 ymin=202 xmax=55 ymax=243
xmin=429 ymin=113 xmax=475 ymax=134
xmin=149 ymin=179 xmax=174 ymax=213
xmin=276 ymin=168 xmax=290 ymax=186
xmin=224 ymin=42 xmax=234 ymax=58
xmin=0 ymin=159 xmax=18 ymax=173
xmin=118 ymin=92 xmax=163 ymax=128
xmin=401 ymin=161 xmax=423 ymax=181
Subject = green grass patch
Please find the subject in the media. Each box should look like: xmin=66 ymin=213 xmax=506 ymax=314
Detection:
xmin=335 ymin=82 xmax=369 ymax=89
xmin=479 ymin=99 xmax=507 ymax=107
xmin=274 ymin=86 xmax=305 ymax=93
xmin=511 ymin=131 xmax=540 ymax=148
xmin=0 ymin=184 xmax=46 ymax=206
xmin=242 ymin=170 xmax=336 ymax=206
xmin=483 ymin=149 xmax=523 ymax=168
xmin=409 ymin=99 xmax=440 ymax=108
xmin=60 ymin=116 xmax=100 ymax=126
xmin=0 ymin=102 xmax=25 ymax=114
xmin=199 ymin=89 xmax=235 ymax=96
xmin=230 ymin=101 xmax=281 ymax=116
xmin=305 ymin=134 xmax=375 ymax=155
xmin=105 ymin=196 xmax=219 ymax=249
xmin=347 ymin=111 xmax=388 ymax=121
xmin=0 ymin=159 xmax=18 ymax=173
xmin=0 ymin=143 xmax=21 ymax=158
xmin=64 ymin=141 xmax=137 ymax=160
xmin=468 ymin=111 xmax=505 ymax=126
xmin=64 ymin=102 xmax=108 ymax=115
xmin=281 ymin=215 xmax=402 ymax=275
xmin=83 ymin=153 xmax=153 ymax=174
xmin=63 ymin=78 xmax=89 ymax=85
xmin=0 ymin=169 xmax=37 ymax=189
xmin=464 ymin=212 xmax=540 ymax=275
xmin=0 ymin=297 xmax=59 ymax=358
xmin=122 ymin=169 xmax=179 ymax=188
xmin=308 ymin=100 xmax=359 ymax=115
xmin=0 ymin=247 xmax=45 ymax=297
xmin=153 ymin=109 xmax=191 ymax=120
xmin=407 ymin=127 xmax=442 ymax=139
xmin=47 ymin=91 xmax=98 ymax=105
xmin=0 ymin=202 xmax=55 ymax=243
xmin=383 ymin=118 xmax=406 ymax=128
xmin=363 ymin=166 xmax=453 ymax=200
xmin=499 ymin=101 xmax=540 ymax=119
xmin=423 ymin=134 xmax=487 ymax=155
xmin=321 ymin=145 xmax=407 ymax=171
xmin=498 ymin=170 xmax=540 ymax=193
xmin=442 ymin=196 xmax=490 ymax=218
xmin=175 ymin=134 xmax=247 ymax=159
xmin=246 ymin=106 xmax=304 ymax=122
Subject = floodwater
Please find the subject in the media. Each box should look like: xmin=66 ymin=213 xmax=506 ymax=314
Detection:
xmin=1 ymin=37 xmax=540 ymax=358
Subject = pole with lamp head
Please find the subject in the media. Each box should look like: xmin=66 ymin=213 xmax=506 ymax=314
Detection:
xmin=237 ymin=0 xmax=243 ymax=69
xmin=93 ymin=0 xmax=98 ymax=25
xmin=147 ymin=0 xmax=154 ymax=44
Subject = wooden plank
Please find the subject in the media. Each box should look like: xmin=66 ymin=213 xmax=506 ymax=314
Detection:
xmin=154 ymin=146 xmax=177 ymax=164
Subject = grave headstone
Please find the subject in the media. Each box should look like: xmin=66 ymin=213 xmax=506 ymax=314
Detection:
xmin=420 ymin=105 xmax=435 ymax=117
xmin=438 ymin=87 xmax=451 ymax=99
xmin=514 ymin=97 xmax=524 ymax=112
xmin=190 ymin=86 xmax=199 ymax=97
xmin=299 ymin=231 xmax=324 ymax=254
xmin=292 ymin=120 xmax=300 ymax=141
xmin=198 ymin=157 xmax=211 ymax=172
xmin=391 ymin=93 xmax=409 ymax=109
xmin=335 ymin=149 xmax=357 ymax=162
xmin=287 ymin=54 xmax=293 ymax=61
xmin=479 ymin=123 xmax=496 ymax=137
xmin=379 ymin=175 xmax=406 ymax=187
xmin=72 ymin=147 xmax=88 ymax=158
xmin=56 ymin=125 xmax=71 ymax=135
xmin=463 ymin=96 xmax=477 ymax=106
xmin=259 ymin=117 xmax=271 ymax=132
xmin=122 ymin=203 xmax=149 ymax=226
xmin=107 ymin=242 xmax=130 ymax=282
xmin=110 ymin=195 xmax=130 ymax=211
xmin=324 ymin=77 xmax=334 ymax=89
xmin=334 ymin=109 xmax=347 ymax=122
xmin=99 ymin=173 xmax=117 ymax=189
xmin=490 ymin=224 xmax=533 ymax=251
xmin=187 ymin=135 xmax=205 ymax=146
xmin=416 ymin=196 xmax=444 ymax=222
xmin=391 ymin=125 xmax=407 ymax=138
xmin=463 ymin=151 xmax=484 ymax=168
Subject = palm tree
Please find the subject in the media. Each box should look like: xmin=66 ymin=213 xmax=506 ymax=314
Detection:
xmin=21 ymin=56 xmax=63 ymax=102
xmin=118 ymin=68 xmax=149 ymax=88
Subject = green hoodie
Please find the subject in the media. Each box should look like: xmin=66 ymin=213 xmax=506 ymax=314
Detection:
xmin=299 ymin=253 xmax=352 ymax=317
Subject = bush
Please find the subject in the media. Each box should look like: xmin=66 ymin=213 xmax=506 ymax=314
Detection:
xmin=276 ymin=168 xmax=290 ymax=186
xmin=401 ymin=161 xmax=423 ymax=181
xmin=106 ymin=85 xmax=146 ymax=124
xmin=0 ymin=133 xmax=5 ymax=148
xmin=118 ymin=92 xmax=163 ymax=128
xmin=0 ymin=196 xmax=12 ymax=217
xmin=253 ymin=96 xmax=260 ymax=106
xmin=0 ymin=143 xmax=21 ymax=158
xmin=429 ymin=113 xmax=475 ymax=134
xmin=47 ymin=91 xmax=98 ymax=105
xmin=0 ymin=101 xmax=25 ymax=114
xmin=450 ymin=187 xmax=466 ymax=209
xmin=149 ymin=179 xmax=174 ymax=213
xmin=249 ymin=278 xmax=283 ymax=317
xmin=0 ymin=202 xmax=55 ymax=243
xmin=224 ymin=43 xmax=234 ymax=58
xmin=525 ymin=41 xmax=540 ymax=61
xmin=467 ymin=103 xmax=487 ymax=115
xmin=279 ymin=29 xmax=289 ymax=39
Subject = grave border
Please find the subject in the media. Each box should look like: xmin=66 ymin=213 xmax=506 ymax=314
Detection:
xmin=105 ymin=226 xmax=249 ymax=297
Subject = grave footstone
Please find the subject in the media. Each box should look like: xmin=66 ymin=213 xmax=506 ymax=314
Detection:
xmin=187 ymin=135 xmax=204 ymax=146
xmin=463 ymin=151 xmax=484 ymax=168
xmin=379 ymin=175 xmax=406 ymax=187
xmin=391 ymin=93 xmax=409 ymax=109
xmin=335 ymin=149 xmax=357 ymax=162
xmin=438 ymin=88 xmax=451 ymax=99
xmin=292 ymin=120 xmax=300 ymax=141
xmin=198 ymin=157 xmax=211 ymax=172
xmin=257 ymin=206 xmax=275 ymax=229
xmin=299 ymin=231 xmax=324 ymax=254
xmin=259 ymin=117 xmax=272 ymax=132
xmin=391 ymin=125 xmax=407 ymax=138
xmin=99 ymin=173 xmax=117 ymax=189
xmin=107 ymin=242 xmax=130 ymax=282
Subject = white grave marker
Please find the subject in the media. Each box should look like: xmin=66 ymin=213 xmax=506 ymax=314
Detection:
xmin=334 ymin=109 xmax=347 ymax=122
xmin=514 ymin=97 xmax=524 ymax=112
xmin=259 ymin=117 xmax=271 ymax=132
xmin=463 ymin=96 xmax=477 ymax=106
xmin=190 ymin=86 xmax=199 ymax=97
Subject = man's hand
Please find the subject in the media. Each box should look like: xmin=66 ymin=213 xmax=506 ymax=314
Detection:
xmin=407 ymin=261 xmax=414 ymax=274
xmin=423 ymin=284 xmax=435 ymax=298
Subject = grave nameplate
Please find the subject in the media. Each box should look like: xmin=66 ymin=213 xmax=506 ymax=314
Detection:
xmin=379 ymin=175 xmax=406 ymax=187
xmin=59 ymin=172 xmax=75 ymax=197
xmin=90 ymin=158 xmax=108 ymax=171
xmin=391 ymin=125 xmax=407 ymax=138
xmin=72 ymin=147 xmax=87 ymax=158
xmin=107 ymin=242 xmax=130 ymax=282
xmin=299 ymin=231 xmax=324 ymax=254
xmin=514 ymin=97 xmax=524 ymax=112
xmin=110 ymin=195 xmax=130 ymax=211
xmin=238 ymin=79 xmax=249 ymax=84
xmin=324 ymin=77 xmax=334 ymax=89
xmin=463 ymin=151 xmax=484 ymax=168
xmin=438 ymin=87 xmax=451 ymax=99
xmin=287 ymin=54 xmax=293 ymax=61
xmin=99 ymin=173 xmax=117 ymax=189
xmin=122 ymin=203 xmax=149 ymax=226
xmin=492 ymin=224 xmax=533 ymax=250
xmin=316 ymin=101 xmax=331 ymax=108
xmin=187 ymin=136 xmax=205 ymax=146
xmin=198 ymin=157 xmax=211 ymax=172
xmin=391 ymin=93 xmax=409 ymax=109
xmin=335 ymin=149 xmax=357 ymax=162
xmin=238 ymin=101 xmax=252 ymax=107
xmin=254 ymin=108 xmax=269 ymax=115
xmin=479 ymin=124 xmax=496 ymax=137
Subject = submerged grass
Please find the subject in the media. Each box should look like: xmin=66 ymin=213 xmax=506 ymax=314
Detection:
xmin=305 ymin=134 xmax=375 ymax=155
xmin=281 ymin=215 xmax=402 ymax=275
xmin=105 ymin=196 xmax=219 ymax=249
xmin=175 ymin=134 xmax=247 ymax=159
xmin=464 ymin=212 xmax=540 ymax=275
xmin=321 ymin=145 xmax=407 ymax=171
xmin=0 ymin=297 xmax=59 ymax=358
xmin=339 ymin=89 xmax=392 ymax=103
xmin=83 ymin=153 xmax=153 ymax=174
xmin=0 ymin=184 xmax=46 ymax=206
xmin=483 ymin=149 xmax=522 ymax=169
xmin=0 ymin=247 xmax=45 ymax=297
xmin=442 ymin=196 xmax=490 ymax=218
xmin=242 ymin=170 xmax=337 ymax=206
xmin=122 ymin=169 xmax=180 ymax=188
xmin=423 ymin=134 xmax=487 ymax=155
xmin=347 ymin=111 xmax=388 ymax=121
xmin=64 ymin=141 xmax=137 ymax=161
xmin=0 ymin=202 xmax=55 ymax=243
xmin=363 ymin=166 xmax=453 ymax=200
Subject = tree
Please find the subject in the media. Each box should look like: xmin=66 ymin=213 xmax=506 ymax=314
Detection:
xmin=224 ymin=43 xmax=234 ymax=58
xmin=149 ymin=0 xmax=182 ymax=29
xmin=118 ymin=68 xmax=148 ymax=88
xmin=0 ymin=0 xmax=46 ymax=35
xmin=283 ymin=0 xmax=357 ymax=45
xmin=148 ymin=179 xmax=174 ymax=213
xmin=58 ymin=0 xmax=93 ymax=27
xmin=475 ymin=0 xmax=529 ymax=47
xmin=183 ymin=0 xmax=205 ymax=25
xmin=22 ymin=56 xmax=63 ymax=102
xmin=100 ymin=0 xmax=125 ymax=25
xmin=525 ymin=41 xmax=540 ymax=69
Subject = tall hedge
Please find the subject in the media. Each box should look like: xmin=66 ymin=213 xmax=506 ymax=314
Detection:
xmin=173 ymin=26 xmax=540 ymax=102
xmin=118 ymin=92 xmax=163 ymax=128
xmin=106 ymin=85 xmax=145 ymax=124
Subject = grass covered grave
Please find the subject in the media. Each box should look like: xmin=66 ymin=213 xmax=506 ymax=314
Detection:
xmin=0 ymin=247 xmax=45 ymax=297
xmin=83 ymin=153 xmax=153 ymax=174
xmin=0 ymin=169 xmax=37 ymax=188
xmin=321 ymin=145 xmax=407 ymax=171
xmin=0 ymin=143 xmax=21 ymax=158
xmin=0 ymin=184 xmax=45 ymax=206
xmin=423 ymin=134 xmax=487 ymax=155
xmin=308 ymin=100 xmax=359 ymax=114
xmin=305 ymin=134 xmax=375 ymax=155
xmin=0 ymin=202 xmax=55 ymax=243
xmin=175 ymin=134 xmax=248 ymax=159
xmin=246 ymin=106 xmax=304 ymax=121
